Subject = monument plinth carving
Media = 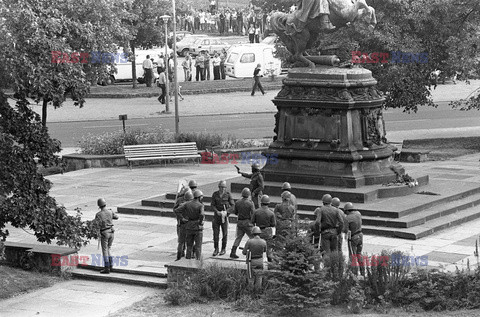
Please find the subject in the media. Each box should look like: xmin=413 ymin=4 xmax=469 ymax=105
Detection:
xmin=262 ymin=65 xmax=403 ymax=188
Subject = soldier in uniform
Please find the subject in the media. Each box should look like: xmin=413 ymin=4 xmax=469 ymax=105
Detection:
xmin=94 ymin=198 xmax=118 ymax=274
xmin=344 ymin=202 xmax=364 ymax=274
xmin=230 ymin=187 xmax=255 ymax=259
xmin=314 ymin=194 xmax=344 ymax=253
xmin=174 ymin=190 xmax=205 ymax=260
xmin=332 ymin=197 xmax=348 ymax=253
xmin=188 ymin=179 xmax=198 ymax=192
xmin=175 ymin=190 xmax=193 ymax=260
xmin=274 ymin=191 xmax=296 ymax=240
xmin=237 ymin=162 xmax=264 ymax=209
xmin=281 ymin=182 xmax=297 ymax=212
xmin=243 ymin=226 xmax=267 ymax=291
xmin=211 ymin=180 xmax=234 ymax=256
xmin=251 ymin=195 xmax=276 ymax=262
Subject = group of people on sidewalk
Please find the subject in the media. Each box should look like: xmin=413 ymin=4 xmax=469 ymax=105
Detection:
xmin=171 ymin=162 xmax=364 ymax=285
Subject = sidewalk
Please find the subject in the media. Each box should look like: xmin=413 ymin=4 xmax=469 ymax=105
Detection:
xmin=4 ymin=153 xmax=480 ymax=316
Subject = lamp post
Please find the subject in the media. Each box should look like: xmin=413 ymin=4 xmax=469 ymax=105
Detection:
xmin=160 ymin=15 xmax=171 ymax=114
xmin=171 ymin=0 xmax=180 ymax=135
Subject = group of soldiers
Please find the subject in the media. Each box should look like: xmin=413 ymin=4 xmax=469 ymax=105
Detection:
xmin=172 ymin=162 xmax=364 ymax=273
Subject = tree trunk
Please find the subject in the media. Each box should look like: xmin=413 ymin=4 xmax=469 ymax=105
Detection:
xmin=131 ymin=45 xmax=137 ymax=89
xmin=42 ymin=99 xmax=48 ymax=127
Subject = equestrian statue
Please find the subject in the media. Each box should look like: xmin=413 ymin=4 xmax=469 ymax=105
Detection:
xmin=269 ymin=0 xmax=377 ymax=68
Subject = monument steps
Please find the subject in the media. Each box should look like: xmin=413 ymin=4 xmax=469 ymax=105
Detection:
xmin=72 ymin=265 xmax=168 ymax=288
xmin=363 ymin=204 xmax=480 ymax=240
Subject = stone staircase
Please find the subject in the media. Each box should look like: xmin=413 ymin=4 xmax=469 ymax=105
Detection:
xmin=117 ymin=176 xmax=480 ymax=240
xmin=71 ymin=264 xmax=168 ymax=288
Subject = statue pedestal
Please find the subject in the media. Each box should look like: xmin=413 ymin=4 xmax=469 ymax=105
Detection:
xmin=262 ymin=66 xmax=402 ymax=188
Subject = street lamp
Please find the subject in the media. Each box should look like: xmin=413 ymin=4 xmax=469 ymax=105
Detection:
xmin=171 ymin=0 xmax=180 ymax=135
xmin=160 ymin=15 xmax=171 ymax=114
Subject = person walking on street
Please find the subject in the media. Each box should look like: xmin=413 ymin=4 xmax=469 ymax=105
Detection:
xmin=344 ymin=202 xmax=364 ymax=275
xmin=243 ymin=226 xmax=267 ymax=291
xmin=237 ymin=162 xmax=264 ymax=209
xmin=157 ymin=67 xmax=167 ymax=104
xmin=332 ymin=197 xmax=348 ymax=253
xmin=174 ymin=190 xmax=193 ymax=260
xmin=211 ymin=180 xmax=234 ymax=256
xmin=314 ymin=194 xmax=344 ymax=253
xmin=94 ymin=198 xmax=118 ymax=274
xmin=251 ymin=64 xmax=265 ymax=96
xmin=251 ymin=195 xmax=276 ymax=262
xmin=174 ymin=190 xmax=205 ymax=260
xmin=230 ymin=187 xmax=256 ymax=259
xmin=143 ymin=55 xmax=154 ymax=87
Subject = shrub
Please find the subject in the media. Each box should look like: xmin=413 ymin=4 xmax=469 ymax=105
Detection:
xmin=175 ymin=132 xmax=223 ymax=151
xmin=164 ymin=286 xmax=192 ymax=306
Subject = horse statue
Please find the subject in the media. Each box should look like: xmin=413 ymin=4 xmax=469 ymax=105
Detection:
xmin=269 ymin=0 xmax=377 ymax=68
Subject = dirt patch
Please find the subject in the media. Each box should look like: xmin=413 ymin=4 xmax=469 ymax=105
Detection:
xmin=403 ymin=136 xmax=480 ymax=160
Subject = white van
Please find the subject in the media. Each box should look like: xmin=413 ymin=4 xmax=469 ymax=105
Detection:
xmin=225 ymin=44 xmax=282 ymax=78
xmin=112 ymin=48 xmax=172 ymax=83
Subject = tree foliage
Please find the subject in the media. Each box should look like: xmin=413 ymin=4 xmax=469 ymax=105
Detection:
xmin=271 ymin=0 xmax=480 ymax=112
xmin=0 ymin=0 xmax=130 ymax=125
xmin=0 ymin=93 xmax=96 ymax=248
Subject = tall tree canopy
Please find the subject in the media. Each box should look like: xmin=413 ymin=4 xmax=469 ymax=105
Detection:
xmin=269 ymin=0 xmax=480 ymax=112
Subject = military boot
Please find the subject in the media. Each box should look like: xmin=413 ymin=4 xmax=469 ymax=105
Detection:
xmin=230 ymin=246 xmax=239 ymax=259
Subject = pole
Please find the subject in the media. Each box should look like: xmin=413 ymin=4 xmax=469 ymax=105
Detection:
xmin=164 ymin=20 xmax=170 ymax=113
xmin=172 ymin=0 xmax=180 ymax=135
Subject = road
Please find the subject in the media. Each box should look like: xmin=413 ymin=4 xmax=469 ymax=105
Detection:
xmin=47 ymin=100 xmax=480 ymax=148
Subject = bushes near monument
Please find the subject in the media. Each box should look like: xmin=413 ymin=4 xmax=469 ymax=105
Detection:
xmin=78 ymin=128 xmax=271 ymax=155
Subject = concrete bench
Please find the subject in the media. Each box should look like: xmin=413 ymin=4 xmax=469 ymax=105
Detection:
xmin=399 ymin=149 xmax=430 ymax=163
xmin=124 ymin=142 xmax=201 ymax=168
xmin=3 ymin=241 xmax=78 ymax=273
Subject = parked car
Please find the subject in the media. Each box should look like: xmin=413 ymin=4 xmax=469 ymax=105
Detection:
xmin=188 ymin=37 xmax=230 ymax=56
xmin=224 ymin=43 xmax=282 ymax=78
xmin=176 ymin=34 xmax=208 ymax=57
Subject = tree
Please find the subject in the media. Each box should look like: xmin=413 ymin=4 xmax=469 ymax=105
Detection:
xmin=0 ymin=0 xmax=129 ymax=126
xmin=0 ymin=92 xmax=96 ymax=248
xmin=121 ymin=0 xmax=170 ymax=88
xmin=269 ymin=0 xmax=480 ymax=112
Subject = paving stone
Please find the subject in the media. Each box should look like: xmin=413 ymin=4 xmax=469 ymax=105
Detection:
xmin=425 ymin=251 xmax=469 ymax=263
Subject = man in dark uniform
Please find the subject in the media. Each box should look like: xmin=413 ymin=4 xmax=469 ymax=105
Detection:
xmin=237 ymin=162 xmax=264 ymax=209
xmin=332 ymin=197 xmax=348 ymax=253
xmin=314 ymin=194 xmax=344 ymax=253
xmin=251 ymin=195 xmax=276 ymax=262
xmin=281 ymin=182 xmax=297 ymax=212
xmin=94 ymin=198 xmax=118 ymax=274
xmin=230 ymin=187 xmax=255 ymax=259
xmin=174 ymin=189 xmax=193 ymax=260
xmin=211 ymin=180 xmax=234 ymax=256
xmin=188 ymin=179 xmax=198 ymax=192
xmin=174 ymin=190 xmax=205 ymax=260
xmin=344 ymin=202 xmax=364 ymax=274
xmin=243 ymin=226 xmax=267 ymax=291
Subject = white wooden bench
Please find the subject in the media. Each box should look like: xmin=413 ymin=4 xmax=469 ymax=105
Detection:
xmin=124 ymin=142 xmax=201 ymax=168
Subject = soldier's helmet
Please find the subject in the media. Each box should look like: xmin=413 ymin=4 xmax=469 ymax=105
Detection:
xmin=281 ymin=182 xmax=291 ymax=190
xmin=344 ymin=202 xmax=354 ymax=211
xmin=322 ymin=194 xmax=333 ymax=204
xmin=218 ymin=180 xmax=227 ymax=188
xmin=332 ymin=197 xmax=341 ymax=208
xmin=281 ymin=191 xmax=291 ymax=201
xmin=97 ymin=198 xmax=107 ymax=208
xmin=252 ymin=162 xmax=261 ymax=170
xmin=184 ymin=190 xmax=194 ymax=201
xmin=252 ymin=226 xmax=262 ymax=235
xmin=260 ymin=195 xmax=270 ymax=205
xmin=193 ymin=190 xmax=204 ymax=198
xmin=241 ymin=187 xmax=251 ymax=198
xmin=188 ymin=180 xmax=198 ymax=188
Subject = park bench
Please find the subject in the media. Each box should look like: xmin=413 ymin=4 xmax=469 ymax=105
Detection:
xmin=123 ymin=142 xmax=201 ymax=168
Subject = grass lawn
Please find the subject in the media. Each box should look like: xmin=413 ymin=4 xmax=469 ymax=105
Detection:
xmin=403 ymin=136 xmax=480 ymax=160
xmin=0 ymin=265 xmax=64 ymax=300
xmin=109 ymin=290 xmax=480 ymax=317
